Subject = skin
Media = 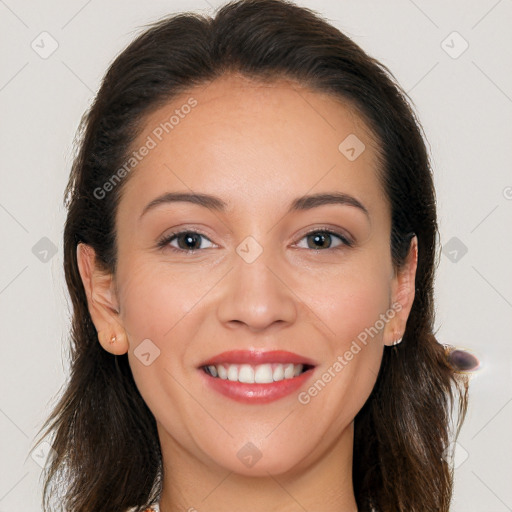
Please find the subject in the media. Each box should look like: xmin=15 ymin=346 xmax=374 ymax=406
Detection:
xmin=77 ymin=73 xmax=417 ymax=512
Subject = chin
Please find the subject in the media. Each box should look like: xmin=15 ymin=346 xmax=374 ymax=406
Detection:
xmin=205 ymin=441 xmax=306 ymax=477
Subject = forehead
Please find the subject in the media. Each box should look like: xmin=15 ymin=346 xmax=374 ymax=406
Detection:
xmin=118 ymin=73 xmax=385 ymax=218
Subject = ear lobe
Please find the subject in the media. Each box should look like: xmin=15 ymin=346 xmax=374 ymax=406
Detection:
xmin=383 ymin=236 xmax=418 ymax=347
xmin=76 ymin=243 xmax=128 ymax=355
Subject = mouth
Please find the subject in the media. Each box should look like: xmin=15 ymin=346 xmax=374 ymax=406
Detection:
xmin=197 ymin=350 xmax=317 ymax=404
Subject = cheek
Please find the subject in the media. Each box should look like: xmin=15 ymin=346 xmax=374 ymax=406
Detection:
xmin=115 ymin=259 xmax=211 ymax=405
xmin=321 ymin=273 xmax=389 ymax=384
xmin=298 ymin=260 xmax=391 ymax=420
xmin=115 ymin=262 xmax=192 ymax=401
xmin=304 ymin=256 xmax=392 ymax=342
xmin=116 ymin=260 xmax=205 ymax=339
xmin=333 ymin=281 xmax=389 ymax=342
xmin=116 ymin=262 xmax=196 ymax=435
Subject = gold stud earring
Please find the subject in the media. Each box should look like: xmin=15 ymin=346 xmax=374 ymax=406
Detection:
xmin=98 ymin=327 xmax=128 ymax=354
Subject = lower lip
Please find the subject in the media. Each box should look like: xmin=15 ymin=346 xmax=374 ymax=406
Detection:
xmin=198 ymin=367 xmax=315 ymax=404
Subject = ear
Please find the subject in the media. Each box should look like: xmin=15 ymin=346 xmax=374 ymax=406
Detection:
xmin=383 ymin=235 xmax=418 ymax=347
xmin=76 ymin=243 xmax=128 ymax=355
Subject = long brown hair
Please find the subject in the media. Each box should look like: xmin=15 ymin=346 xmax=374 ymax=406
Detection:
xmin=33 ymin=1 xmax=469 ymax=510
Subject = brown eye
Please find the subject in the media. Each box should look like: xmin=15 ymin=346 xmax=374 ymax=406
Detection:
xmin=296 ymin=230 xmax=352 ymax=250
xmin=158 ymin=231 xmax=215 ymax=252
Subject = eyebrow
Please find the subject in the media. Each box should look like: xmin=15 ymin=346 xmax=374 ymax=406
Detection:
xmin=139 ymin=191 xmax=369 ymax=220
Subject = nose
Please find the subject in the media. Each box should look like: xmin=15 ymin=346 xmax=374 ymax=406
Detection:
xmin=216 ymin=244 xmax=298 ymax=333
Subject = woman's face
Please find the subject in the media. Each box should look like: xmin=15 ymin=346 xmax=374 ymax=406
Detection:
xmin=94 ymin=74 xmax=415 ymax=476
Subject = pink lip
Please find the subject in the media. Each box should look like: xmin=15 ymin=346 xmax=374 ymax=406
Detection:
xmin=198 ymin=366 xmax=315 ymax=404
xmin=199 ymin=349 xmax=317 ymax=367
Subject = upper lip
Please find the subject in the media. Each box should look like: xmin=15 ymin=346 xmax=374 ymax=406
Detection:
xmin=199 ymin=349 xmax=317 ymax=367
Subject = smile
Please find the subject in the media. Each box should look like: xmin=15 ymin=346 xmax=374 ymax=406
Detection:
xmin=198 ymin=350 xmax=316 ymax=404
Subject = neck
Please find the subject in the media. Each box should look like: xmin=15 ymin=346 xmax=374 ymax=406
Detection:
xmin=157 ymin=422 xmax=358 ymax=512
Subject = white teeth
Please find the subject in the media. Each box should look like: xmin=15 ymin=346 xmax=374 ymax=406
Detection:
xmin=284 ymin=363 xmax=294 ymax=379
xmin=254 ymin=364 xmax=274 ymax=383
xmin=227 ymin=365 xmax=239 ymax=381
xmin=217 ymin=364 xmax=228 ymax=380
xmin=206 ymin=363 xmax=305 ymax=383
xmin=272 ymin=364 xmax=284 ymax=381
xmin=238 ymin=364 xmax=254 ymax=383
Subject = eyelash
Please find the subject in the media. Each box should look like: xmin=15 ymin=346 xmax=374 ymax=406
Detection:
xmin=157 ymin=228 xmax=354 ymax=254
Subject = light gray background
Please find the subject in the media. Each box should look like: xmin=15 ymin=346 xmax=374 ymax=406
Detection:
xmin=1 ymin=0 xmax=511 ymax=510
